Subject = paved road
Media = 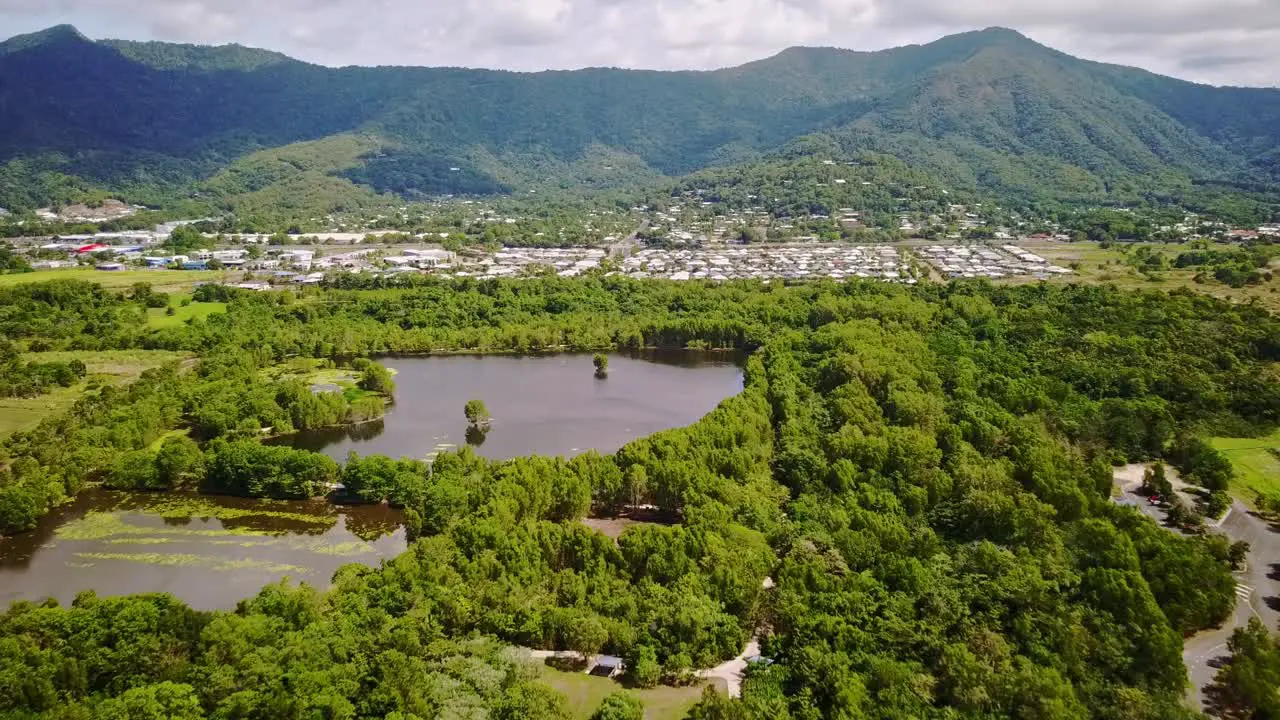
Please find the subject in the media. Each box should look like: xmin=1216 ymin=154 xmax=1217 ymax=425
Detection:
xmin=608 ymin=220 xmax=648 ymax=259
xmin=1183 ymin=501 xmax=1279 ymax=710
xmin=698 ymin=638 xmax=760 ymax=698
xmin=1113 ymin=466 xmax=1280 ymax=711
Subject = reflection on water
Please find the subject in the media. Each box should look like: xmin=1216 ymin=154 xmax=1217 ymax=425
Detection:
xmin=282 ymin=418 xmax=387 ymax=450
xmin=273 ymin=351 xmax=744 ymax=462
xmin=0 ymin=490 xmax=405 ymax=611
xmin=465 ymin=425 xmax=489 ymax=447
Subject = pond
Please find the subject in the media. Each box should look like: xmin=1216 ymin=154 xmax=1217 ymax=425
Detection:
xmin=1 ymin=352 xmax=743 ymax=610
xmin=273 ymin=351 xmax=745 ymax=462
xmin=0 ymin=490 xmax=405 ymax=610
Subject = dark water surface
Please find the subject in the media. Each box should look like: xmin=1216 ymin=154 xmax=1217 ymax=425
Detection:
xmin=274 ymin=351 xmax=745 ymax=462
xmin=0 ymin=491 xmax=405 ymax=610
xmin=1 ymin=352 xmax=742 ymax=610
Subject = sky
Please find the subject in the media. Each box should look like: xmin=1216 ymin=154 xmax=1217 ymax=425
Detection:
xmin=1 ymin=0 xmax=1277 ymax=87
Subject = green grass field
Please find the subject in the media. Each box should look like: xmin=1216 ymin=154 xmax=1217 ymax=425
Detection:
xmin=24 ymin=350 xmax=190 ymax=375
xmin=0 ymin=350 xmax=190 ymax=437
xmin=537 ymin=666 xmax=720 ymax=720
xmin=0 ymin=267 xmax=225 ymax=293
xmin=1210 ymin=431 xmax=1280 ymax=502
xmin=146 ymin=299 xmax=228 ymax=328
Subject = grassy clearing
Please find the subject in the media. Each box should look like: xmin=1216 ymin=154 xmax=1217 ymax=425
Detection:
xmin=0 ymin=385 xmax=85 ymax=437
xmin=537 ymin=666 xmax=717 ymax=720
xmin=147 ymin=429 xmax=191 ymax=451
xmin=0 ymin=350 xmax=190 ymax=437
xmin=0 ymin=268 xmax=225 ymax=293
xmin=147 ymin=296 xmax=228 ymax=328
xmin=25 ymin=350 xmax=189 ymax=375
xmin=580 ymin=517 xmax=669 ymax=540
xmin=1019 ymin=240 xmax=1280 ymax=313
xmin=1210 ymin=430 xmax=1280 ymax=502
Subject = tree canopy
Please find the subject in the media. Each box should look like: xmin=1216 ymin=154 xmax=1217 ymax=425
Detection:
xmin=0 ymin=275 xmax=1276 ymax=719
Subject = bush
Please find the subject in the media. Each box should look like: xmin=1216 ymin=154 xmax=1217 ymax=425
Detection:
xmin=106 ymin=450 xmax=162 ymax=490
xmin=1177 ymin=438 xmax=1233 ymax=493
xmin=155 ymin=435 xmax=204 ymax=488
xmin=357 ymin=362 xmax=396 ymax=395
xmin=590 ymin=692 xmax=643 ymax=720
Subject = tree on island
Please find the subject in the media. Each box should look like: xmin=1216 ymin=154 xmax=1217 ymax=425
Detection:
xmin=354 ymin=359 xmax=396 ymax=395
xmin=593 ymin=354 xmax=609 ymax=379
xmin=464 ymin=399 xmax=491 ymax=428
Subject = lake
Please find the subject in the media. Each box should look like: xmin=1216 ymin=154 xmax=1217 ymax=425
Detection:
xmin=0 ymin=490 xmax=406 ymax=611
xmin=1 ymin=352 xmax=743 ymax=610
xmin=273 ymin=351 xmax=745 ymax=462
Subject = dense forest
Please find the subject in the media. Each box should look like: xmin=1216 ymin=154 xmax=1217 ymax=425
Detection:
xmin=0 ymin=275 xmax=1277 ymax=718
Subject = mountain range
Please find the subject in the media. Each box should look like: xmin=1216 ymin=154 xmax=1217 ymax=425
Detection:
xmin=1 ymin=24 xmax=1279 ymax=220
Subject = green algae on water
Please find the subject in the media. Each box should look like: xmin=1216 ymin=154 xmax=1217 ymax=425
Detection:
xmin=75 ymin=551 xmax=311 ymax=574
xmin=56 ymin=513 xmax=282 ymax=542
xmin=104 ymin=493 xmax=337 ymax=526
xmin=58 ymin=513 xmax=375 ymax=558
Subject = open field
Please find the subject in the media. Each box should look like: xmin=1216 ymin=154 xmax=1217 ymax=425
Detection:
xmin=0 ymin=268 xmax=227 ymax=293
xmin=538 ymin=666 xmax=720 ymax=720
xmin=1019 ymin=240 xmax=1280 ymax=313
xmin=25 ymin=350 xmax=190 ymax=375
xmin=0 ymin=350 xmax=190 ymax=436
xmin=0 ymin=385 xmax=87 ymax=438
xmin=1210 ymin=430 xmax=1280 ymax=502
xmin=147 ymin=296 xmax=228 ymax=328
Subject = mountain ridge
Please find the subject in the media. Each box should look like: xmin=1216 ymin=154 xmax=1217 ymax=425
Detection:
xmin=6 ymin=23 xmax=1263 ymax=88
xmin=0 ymin=24 xmax=1277 ymax=221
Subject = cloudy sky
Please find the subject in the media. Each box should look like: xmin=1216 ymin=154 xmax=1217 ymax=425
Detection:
xmin=1 ymin=0 xmax=1276 ymax=86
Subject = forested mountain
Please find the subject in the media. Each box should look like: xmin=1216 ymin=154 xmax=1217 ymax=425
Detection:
xmin=1 ymin=24 xmax=1279 ymax=213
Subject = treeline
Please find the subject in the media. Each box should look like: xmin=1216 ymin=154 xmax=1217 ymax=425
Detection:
xmin=1177 ymin=245 xmax=1275 ymax=287
xmin=0 ymin=342 xmax=85 ymax=397
xmin=0 ymin=587 xmax=573 ymax=720
xmin=0 ymin=243 xmax=31 ymax=274
xmin=0 ymin=280 xmax=148 ymax=351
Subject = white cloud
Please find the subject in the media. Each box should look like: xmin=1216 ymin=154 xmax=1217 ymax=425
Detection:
xmin=0 ymin=0 xmax=1275 ymax=86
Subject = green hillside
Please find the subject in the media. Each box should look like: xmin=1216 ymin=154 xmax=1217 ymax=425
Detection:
xmin=0 ymin=25 xmax=1277 ymax=216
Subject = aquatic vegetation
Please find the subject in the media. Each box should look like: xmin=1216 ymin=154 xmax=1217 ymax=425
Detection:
xmin=301 ymin=539 xmax=377 ymax=557
xmin=75 ymin=551 xmax=310 ymax=574
xmin=104 ymin=493 xmax=337 ymax=526
xmin=56 ymin=510 xmax=379 ymax=560
xmin=56 ymin=513 xmax=281 ymax=542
